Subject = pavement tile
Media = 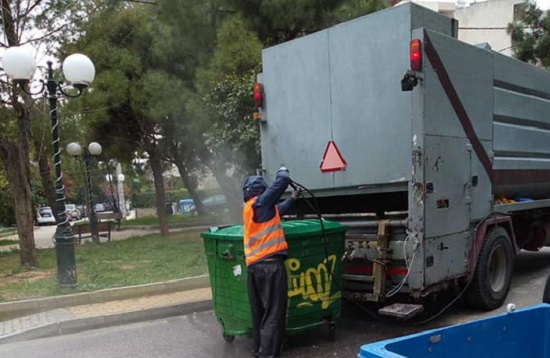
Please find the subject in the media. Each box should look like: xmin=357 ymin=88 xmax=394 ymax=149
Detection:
xmin=68 ymin=288 xmax=212 ymax=318
xmin=0 ymin=288 xmax=213 ymax=342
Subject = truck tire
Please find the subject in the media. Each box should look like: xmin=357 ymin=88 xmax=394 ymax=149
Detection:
xmin=543 ymin=274 xmax=550 ymax=304
xmin=464 ymin=227 xmax=514 ymax=310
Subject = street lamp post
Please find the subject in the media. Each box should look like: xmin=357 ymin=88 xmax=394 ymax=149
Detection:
xmin=67 ymin=142 xmax=102 ymax=243
xmin=3 ymin=47 xmax=95 ymax=288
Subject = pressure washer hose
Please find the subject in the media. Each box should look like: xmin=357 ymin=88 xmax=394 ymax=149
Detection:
xmin=289 ymin=179 xmax=382 ymax=321
xmin=287 ymin=179 xmax=462 ymax=325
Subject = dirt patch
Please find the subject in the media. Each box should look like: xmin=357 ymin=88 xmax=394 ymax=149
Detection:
xmin=120 ymin=265 xmax=136 ymax=270
xmin=1 ymin=270 xmax=53 ymax=284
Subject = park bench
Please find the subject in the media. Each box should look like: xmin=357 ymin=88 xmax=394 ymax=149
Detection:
xmin=72 ymin=221 xmax=113 ymax=244
xmin=96 ymin=211 xmax=123 ymax=230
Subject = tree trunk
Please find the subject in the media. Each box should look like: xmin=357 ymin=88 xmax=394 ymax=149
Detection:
xmin=172 ymin=156 xmax=206 ymax=216
xmin=34 ymin=140 xmax=57 ymax=217
xmin=208 ymin=161 xmax=243 ymax=224
xmin=3 ymin=141 xmax=38 ymax=267
xmin=148 ymin=147 xmax=169 ymax=236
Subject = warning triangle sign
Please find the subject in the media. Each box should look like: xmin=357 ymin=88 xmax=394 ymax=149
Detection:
xmin=320 ymin=141 xmax=347 ymax=173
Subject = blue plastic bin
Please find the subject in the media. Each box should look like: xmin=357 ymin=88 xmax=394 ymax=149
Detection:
xmin=179 ymin=199 xmax=196 ymax=214
xmin=359 ymin=304 xmax=550 ymax=358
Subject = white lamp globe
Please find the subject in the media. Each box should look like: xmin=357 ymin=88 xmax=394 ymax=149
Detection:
xmin=88 ymin=142 xmax=102 ymax=156
xmin=66 ymin=142 xmax=82 ymax=157
xmin=3 ymin=46 xmax=36 ymax=82
xmin=62 ymin=54 xmax=95 ymax=89
xmin=106 ymin=174 xmax=113 ymax=182
xmin=118 ymin=174 xmax=125 ymax=182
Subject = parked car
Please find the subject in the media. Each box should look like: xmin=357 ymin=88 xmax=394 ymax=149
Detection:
xmin=65 ymin=204 xmax=81 ymax=220
xmin=36 ymin=207 xmax=57 ymax=226
xmin=202 ymin=194 xmax=229 ymax=213
xmin=94 ymin=203 xmax=106 ymax=213
xmin=103 ymin=202 xmax=113 ymax=212
xmin=77 ymin=205 xmax=87 ymax=218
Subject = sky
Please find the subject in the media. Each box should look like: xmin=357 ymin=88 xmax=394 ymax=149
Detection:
xmin=537 ymin=0 xmax=550 ymax=10
xmin=436 ymin=0 xmax=550 ymax=10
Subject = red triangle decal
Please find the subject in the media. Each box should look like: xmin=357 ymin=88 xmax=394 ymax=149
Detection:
xmin=320 ymin=141 xmax=347 ymax=173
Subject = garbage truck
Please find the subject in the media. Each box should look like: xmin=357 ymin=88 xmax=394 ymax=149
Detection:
xmin=254 ymin=3 xmax=550 ymax=316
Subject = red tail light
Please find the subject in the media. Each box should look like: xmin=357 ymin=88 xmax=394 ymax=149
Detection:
xmin=253 ymin=82 xmax=263 ymax=108
xmin=410 ymin=39 xmax=422 ymax=71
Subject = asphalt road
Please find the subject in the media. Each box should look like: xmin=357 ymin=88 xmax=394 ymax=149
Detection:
xmin=2 ymin=249 xmax=550 ymax=357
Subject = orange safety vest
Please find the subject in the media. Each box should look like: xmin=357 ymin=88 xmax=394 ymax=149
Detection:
xmin=243 ymin=197 xmax=288 ymax=266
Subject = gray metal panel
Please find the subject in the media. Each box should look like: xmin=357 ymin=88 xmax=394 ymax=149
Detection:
xmin=424 ymin=135 xmax=470 ymax=237
xmin=494 ymin=87 xmax=550 ymax=128
xmin=260 ymin=31 xmax=333 ymax=189
xmin=494 ymin=52 xmax=550 ymax=96
xmin=469 ymin=140 xmax=493 ymax=220
xmin=493 ymin=157 xmax=550 ymax=170
xmin=493 ymin=85 xmax=550 ymax=173
xmin=423 ymin=30 xmax=493 ymax=141
xmin=411 ymin=4 xmax=456 ymax=37
xmin=494 ymin=123 xmax=550 ymax=158
xmin=329 ymin=4 xmax=413 ymax=187
xmin=424 ymin=232 xmax=470 ymax=286
xmin=407 ymin=27 xmax=428 ymax=292
xmin=260 ymin=4 xmax=457 ymax=193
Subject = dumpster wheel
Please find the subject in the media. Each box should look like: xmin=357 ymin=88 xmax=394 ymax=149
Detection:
xmin=223 ymin=333 xmax=235 ymax=343
xmin=328 ymin=322 xmax=336 ymax=341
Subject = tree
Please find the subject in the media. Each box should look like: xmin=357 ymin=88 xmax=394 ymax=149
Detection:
xmin=159 ymin=1 xmax=387 ymax=220
xmin=507 ymin=3 xmax=550 ymax=68
xmin=183 ymin=16 xmax=262 ymax=221
xmin=0 ymin=0 xmax=104 ymax=267
xmin=223 ymin=0 xmax=385 ymax=45
xmin=0 ymin=0 xmax=38 ymax=266
xmin=61 ymin=4 xmax=174 ymax=235
xmin=0 ymin=166 xmax=15 ymax=226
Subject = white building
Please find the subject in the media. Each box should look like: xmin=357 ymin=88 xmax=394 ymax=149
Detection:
xmin=455 ymin=0 xmax=525 ymax=56
xmin=395 ymin=0 xmax=527 ymax=57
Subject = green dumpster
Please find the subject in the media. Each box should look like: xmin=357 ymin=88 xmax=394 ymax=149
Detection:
xmin=200 ymin=219 xmax=347 ymax=343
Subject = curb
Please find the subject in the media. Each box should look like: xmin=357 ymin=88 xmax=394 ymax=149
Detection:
xmin=119 ymin=223 xmax=221 ymax=231
xmin=0 ymin=275 xmax=211 ymax=321
xmin=0 ymin=299 xmax=213 ymax=344
xmin=116 ymin=222 xmax=229 ymax=232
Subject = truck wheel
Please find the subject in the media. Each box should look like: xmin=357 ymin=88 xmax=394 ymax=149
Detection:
xmin=465 ymin=227 xmax=514 ymax=310
xmin=543 ymin=274 xmax=550 ymax=304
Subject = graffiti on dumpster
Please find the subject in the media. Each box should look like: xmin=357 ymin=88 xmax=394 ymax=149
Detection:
xmin=286 ymin=254 xmax=340 ymax=309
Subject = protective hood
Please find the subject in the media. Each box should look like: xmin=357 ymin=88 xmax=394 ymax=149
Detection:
xmin=243 ymin=176 xmax=268 ymax=202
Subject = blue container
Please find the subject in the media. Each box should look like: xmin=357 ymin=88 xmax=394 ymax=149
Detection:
xmin=359 ymin=304 xmax=550 ymax=358
xmin=179 ymin=199 xmax=196 ymax=214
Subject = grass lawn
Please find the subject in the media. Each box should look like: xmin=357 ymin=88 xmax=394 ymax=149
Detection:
xmin=0 ymin=239 xmax=18 ymax=247
xmin=0 ymin=230 xmax=208 ymax=303
xmin=0 ymin=228 xmax=17 ymax=239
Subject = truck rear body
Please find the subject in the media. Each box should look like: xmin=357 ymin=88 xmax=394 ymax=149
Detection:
xmin=259 ymin=3 xmax=550 ymax=308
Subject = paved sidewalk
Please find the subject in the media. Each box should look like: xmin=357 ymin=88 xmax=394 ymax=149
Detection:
xmin=0 ymin=287 xmax=213 ymax=344
xmin=0 ymin=225 xmax=216 ymax=343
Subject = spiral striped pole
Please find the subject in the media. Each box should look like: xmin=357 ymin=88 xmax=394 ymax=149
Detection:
xmin=47 ymin=61 xmax=78 ymax=288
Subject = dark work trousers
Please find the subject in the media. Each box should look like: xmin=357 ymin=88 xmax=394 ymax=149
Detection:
xmin=248 ymin=259 xmax=288 ymax=358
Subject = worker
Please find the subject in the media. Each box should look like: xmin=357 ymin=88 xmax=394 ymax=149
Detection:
xmin=242 ymin=167 xmax=300 ymax=358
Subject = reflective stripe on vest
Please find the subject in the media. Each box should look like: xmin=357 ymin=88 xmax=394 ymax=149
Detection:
xmin=243 ymin=197 xmax=288 ymax=266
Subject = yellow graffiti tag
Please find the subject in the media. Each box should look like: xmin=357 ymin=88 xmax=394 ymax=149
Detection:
xmin=286 ymin=255 xmax=340 ymax=310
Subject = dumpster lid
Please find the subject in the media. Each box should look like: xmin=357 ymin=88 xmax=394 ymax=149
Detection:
xmin=201 ymin=219 xmax=346 ymax=240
